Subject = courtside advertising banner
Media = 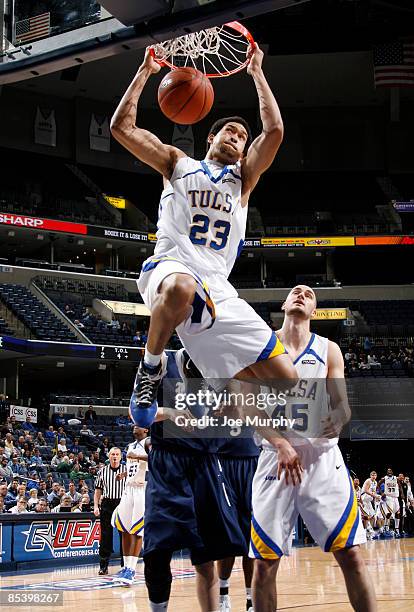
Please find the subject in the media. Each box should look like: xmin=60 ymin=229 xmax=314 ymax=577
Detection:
xmin=12 ymin=517 xmax=120 ymax=562
xmin=0 ymin=524 xmax=12 ymax=563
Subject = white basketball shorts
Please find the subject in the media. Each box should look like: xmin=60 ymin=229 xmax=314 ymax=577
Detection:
xmin=380 ymin=496 xmax=399 ymax=517
xmin=137 ymin=257 xmax=286 ymax=382
xmin=249 ymin=443 xmax=366 ymax=559
xmin=361 ymin=496 xmax=376 ymax=519
xmin=111 ymin=485 xmax=145 ymax=535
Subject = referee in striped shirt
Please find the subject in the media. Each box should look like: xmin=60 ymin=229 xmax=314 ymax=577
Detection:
xmin=94 ymin=447 xmax=125 ymax=575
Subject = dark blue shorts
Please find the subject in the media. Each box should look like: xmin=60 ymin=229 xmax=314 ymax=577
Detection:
xmin=219 ymin=455 xmax=259 ymax=547
xmin=143 ymin=448 xmax=246 ymax=565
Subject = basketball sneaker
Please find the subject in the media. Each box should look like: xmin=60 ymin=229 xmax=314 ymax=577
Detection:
xmin=118 ymin=567 xmax=136 ymax=586
xmin=219 ymin=594 xmax=231 ymax=611
xmin=129 ymin=353 xmax=167 ymax=427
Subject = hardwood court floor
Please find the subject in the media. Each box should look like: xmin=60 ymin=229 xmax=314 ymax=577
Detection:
xmin=1 ymin=539 xmax=414 ymax=611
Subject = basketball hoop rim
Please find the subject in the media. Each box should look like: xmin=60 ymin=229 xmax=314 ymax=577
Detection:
xmin=149 ymin=21 xmax=255 ymax=79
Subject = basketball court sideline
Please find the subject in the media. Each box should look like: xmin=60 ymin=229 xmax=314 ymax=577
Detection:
xmin=1 ymin=540 xmax=414 ymax=611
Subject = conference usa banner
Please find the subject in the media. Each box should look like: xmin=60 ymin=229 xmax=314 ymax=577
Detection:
xmin=12 ymin=517 xmax=120 ymax=562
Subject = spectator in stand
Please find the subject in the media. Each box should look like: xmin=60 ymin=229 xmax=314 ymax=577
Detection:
xmin=32 ymin=498 xmax=49 ymax=513
xmin=99 ymin=437 xmax=111 ymax=458
xmin=47 ymin=483 xmax=61 ymax=507
xmin=45 ymin=425 xmax=57 ymax=443
xmin=9 ymin=456 xmax=27 ymax=477
xmin=57 ymin=426 xmax=67 ymax=441
xmin=22 ymin=449 xmax=34 ymax=466
xmin=132 ymin=331 xmax=141 ymax=346
xmin=78 ymin=478 xmax=88 ymax=492
xmin=72 ymin=493 xmax=91 ymax=512
xmin=121 ymin=322 xmax=131 ymax=335
xmin=23 ymin=416 xmax=37 ymax=433
xmin=4 ymin=432 xmax=15 ymax=455
xmin=0 ymin=496 xmax=9 ymax=513
xmin=52 ymin=494 xmax=73 ymax=513
xmin=0 ymin=394 xmax=10 ymax=421
xmin=70 ymin=437 xmax=81 ymax=454
xmin=53 ymin=410 xmax=66 ymax=428
xmin=68 ymin=481 xmax=82 ymax=503
xmin=58 ymin=438 xmax=68 ymax=453
xmin=77 ymin=451 xmax=90 ymax=472
xmin=64 ymin=304 xmax=75 ymax=317
xmin=37 ymin=480 xmax=48 ymax=499
xmin=56 ymin=456 xmax=72 ymax=474
xmin=77 ymin=408 xmax=85 ymax=420
xmin=10 ymin=496 xmax=29 ymax=514
xmin=6 ymin=478 xmax=19 ymax=497
xmin=51 ymin=450 xmax=64 ymax=469
xmin=29 ymin=448 xmax=46 ymax=474
xmin=111 ymin=318 xmax=120 ymax=330
xmin=70 ymin=462 xmax=89 ymax=482
xmin=27 ymin=488 xmax=39 ymax=510
xmin=79 ymin=424 xmax=98 ymax=450
xmin=36 ymin=431 xmax=47 ymax=446
xmin=44 ymin=473 xmax=54 ymax=492
xmin=116 ymin=414 xmax=130 ymax=428
xmin=74 ymin=319 xmax=85 ymax=329
xmin=16 ymin=483 xmax=28 ymax=499
xmin=141 ymin=330 xmax=148 ymax=345
xmin=364 ymin=336 xmax=372 ymax=353
xmin=84 ymin=406 xmax=97 ymax=422
xmin=23 ymin=434 xmax=35 ymax=451
xmin=0 ymin=456 xmax=13 ymax=480
xmin=1 ymin=416 xmax=14 ymax=437
xmin=367 ymin=354 xmax=380 ymax=367
xmin=26 ymin=471 xmax=40 ymax=491
xmin=50 ymin=486 xmax=67 ymax=509
xmin=359 ymin=356 xmax=370 ymax=370
xmin=89 ymin=465 xmax=98 ymax=479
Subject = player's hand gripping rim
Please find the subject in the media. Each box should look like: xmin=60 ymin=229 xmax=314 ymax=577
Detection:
xmin=276 ymin=440 xmax=303 ymax=486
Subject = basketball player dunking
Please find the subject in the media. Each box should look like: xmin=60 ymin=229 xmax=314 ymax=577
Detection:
xmin=250 ymin=285 xmax=377 ymax=612
xmin=111 ymin=45 xmax=303 ymax=477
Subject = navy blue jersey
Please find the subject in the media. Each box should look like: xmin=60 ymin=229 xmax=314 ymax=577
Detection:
xmin=218 ymin=432 xmax=260 ymax=457
xmin=150 ymin=352 xmax=221 ymax=454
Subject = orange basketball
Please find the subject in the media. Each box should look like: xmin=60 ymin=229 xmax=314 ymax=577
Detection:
xmin=158 ymin=67 xmax=214 ymax=125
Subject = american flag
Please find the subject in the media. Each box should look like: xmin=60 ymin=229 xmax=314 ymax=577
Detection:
xmin=15 ymin=12 xmax=50 ymax=44
xmin=373 ymin=39 xmax=414 ymax=87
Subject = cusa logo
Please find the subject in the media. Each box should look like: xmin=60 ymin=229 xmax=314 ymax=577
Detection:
xmin=23 ymin=520 xmax=100 ymax=554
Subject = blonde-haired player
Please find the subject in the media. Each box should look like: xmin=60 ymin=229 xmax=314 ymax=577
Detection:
xmin=361 ymin=471 xmax=381 ymax=540
xmin=250 ymin=285 xmax=377 ymax=612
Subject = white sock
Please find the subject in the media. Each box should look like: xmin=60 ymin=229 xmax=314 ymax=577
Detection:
xmin=246 ymin=587 xmax=252 ymax=600
xmin=395 ymin=519 xmax=400 ymax=530
xmin=144 ymin=347 xmax=162 ymax=368
xmin=123 ymin=555 xmax=132 ymax=568
xmin=219 ymin=579 xmax=229 ymax=589
xmin=149 ymin=602 xmax=168 ymax=611
xmin=128 ymin=555 xmax=139 ymax=571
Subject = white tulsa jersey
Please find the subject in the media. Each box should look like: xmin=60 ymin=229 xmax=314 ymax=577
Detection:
xmin=362 ymin=478 xmax=377 ymax=499
xmin=264 ymin=333 xmax=335 ymax=449
xmin=384 ymin=475 xmax=398 ymax=498
xmin=125 ymin=438 xmax=148 ymax=487
xmin=152 ymin=156 xmax=247 ymax=280
xmin=355 ymin=486 xmax=362 ymax=502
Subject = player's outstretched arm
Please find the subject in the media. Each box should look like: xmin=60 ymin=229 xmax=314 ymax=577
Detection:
xmin=110 ymin=48 xmax=185 ymax=179
xmin=242 ymin=43 xmax=284 ymax=197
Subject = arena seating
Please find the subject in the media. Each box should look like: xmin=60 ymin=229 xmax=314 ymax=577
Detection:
xmin=0 ymin=283 xmax=77 ymax=342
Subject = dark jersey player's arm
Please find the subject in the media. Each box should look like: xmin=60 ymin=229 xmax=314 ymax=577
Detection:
xmin=241 ymin=44 xmax=284 ymax=201
xmin=110 ymin=48 xmax=185 ymax=179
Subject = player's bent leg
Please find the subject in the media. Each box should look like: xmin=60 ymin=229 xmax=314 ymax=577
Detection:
xmin=195 ymin=561 xmax=220 ymax=612
xmin=333 ymin=546 xmax=377 ymax=612
xmin=148 ymin=273 xmax=197 ymax=354
xmin=130 ymin=272 xmax=197 ymax=427
xmin=252 ymin=558 xmax=280 ymax=612
xmin=144 ymin=549 xmax=174 ymax=609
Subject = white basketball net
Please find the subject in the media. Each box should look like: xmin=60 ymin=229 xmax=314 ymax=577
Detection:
xmin=151 ymin=24 xmax=251 ymax=77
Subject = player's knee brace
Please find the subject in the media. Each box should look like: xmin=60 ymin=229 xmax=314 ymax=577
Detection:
xmin=144 ymin=550 xmax=173 ymax=604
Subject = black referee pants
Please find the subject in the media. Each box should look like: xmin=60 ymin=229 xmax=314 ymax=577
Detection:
xmin=99 ymin=498 xmax=123 ymax=567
